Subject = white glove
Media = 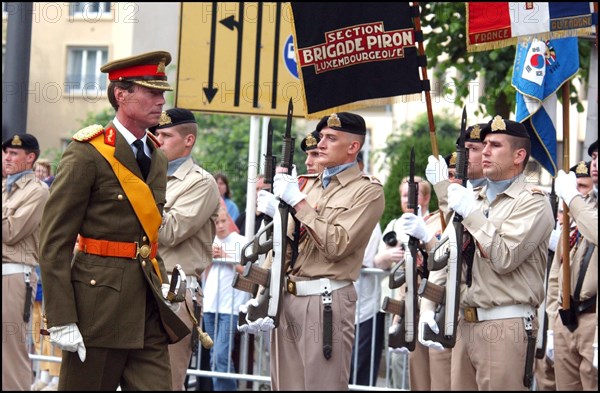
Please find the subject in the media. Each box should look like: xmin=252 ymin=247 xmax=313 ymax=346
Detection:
xmin=418 ymin=310 xmax=444 ymax=351
xmin=48 ymin=323 xmax=86 ymax=362
xmin=237 ymin=299 xmax=257 ymax=334
xmin=237 ymin=299 xmax=275 ymax=334
xmin=548 ymin=226 xmax=560 ymax=252
xmin=161 ymin=283 xmax=170 ymax=300
xmin=546 ymin=330 xmax=554 ymax=364
xmin=257 ymin=190 xmax=279 ymax=218
xmin=593 ymin=342 xmax=598 ymax=370
xmin=425 ymin=155 xmax=448 ymax=186
xmin=555 ymin=170 xmax=581 ymax=207
xmin=388 ymin=325 xmax=410 ymax=353
xmin=399 ymin=206 xmax=433 ymax=243
xmin=448 ymin=182 xmax=476 ymax=218
xmin=273 ymin=172 xmax=306 ymax=207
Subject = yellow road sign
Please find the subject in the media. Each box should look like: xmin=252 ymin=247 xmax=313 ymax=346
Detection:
xmin=176 ymin=2 xmax=306 ymax=117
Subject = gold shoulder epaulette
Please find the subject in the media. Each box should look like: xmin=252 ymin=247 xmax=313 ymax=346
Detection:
xmin=146 ymin=131 xmax=161 ymax=147
xmin=72 ymin=124 xmax=104 ymax=142
xmin=363 ymin=174 xmax=382 ymax=186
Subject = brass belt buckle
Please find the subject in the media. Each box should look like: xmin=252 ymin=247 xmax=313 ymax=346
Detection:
xmin=135 ymin=242 xmax=151 ymax=259
xmin=464 ymin=307 xmax=479 ymax=322
xmin=287 ymin=279 xmax=297 ymax=296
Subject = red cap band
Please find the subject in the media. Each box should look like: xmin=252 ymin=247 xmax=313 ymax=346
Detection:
xmin=108 ymin=64 xmax=165 ymax=81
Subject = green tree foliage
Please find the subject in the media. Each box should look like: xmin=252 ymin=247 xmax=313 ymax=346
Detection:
xmin=420 ymin=2 xmax=592 ymax=117
xmin=378 ymin=112 xmax=459 ymax=228
xmin=190 ymin=113 xmax=301 ymax=211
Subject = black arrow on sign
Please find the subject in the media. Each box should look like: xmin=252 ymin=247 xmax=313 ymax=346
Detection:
xmin=203 ymin=2 xmax=218 ymax=103
xmin=220 ymin=3 xmax=244 ymax=107
xmin=252 ymin=3 xmax=263 ymax=108
xmin=271 ymin=3 xmax=282 ymax=109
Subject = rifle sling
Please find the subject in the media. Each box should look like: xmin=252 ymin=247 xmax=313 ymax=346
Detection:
xmin=570 ymin=243 xmax=595 ymax=309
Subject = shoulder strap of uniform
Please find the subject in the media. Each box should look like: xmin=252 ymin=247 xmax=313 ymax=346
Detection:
xmin=362 ymin=174 xmax=382 ymax=186
xmin=72 ymin=124 xmax=104 ymax=142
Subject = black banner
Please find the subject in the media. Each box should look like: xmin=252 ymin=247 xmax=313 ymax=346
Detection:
xmin=290 ymin=2 xmax=424 ymax=118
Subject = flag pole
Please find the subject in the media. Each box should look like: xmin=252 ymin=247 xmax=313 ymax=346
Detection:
xmin=412 ymin=1 xmax=446 ymax=231
xmin=560 ymin=83 xmax=571 ymax=310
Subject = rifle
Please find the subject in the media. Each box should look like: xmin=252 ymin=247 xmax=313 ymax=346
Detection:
xmin=421 ymin=106 xmax=468 ymax=348
xmin=241 ymin=99 xmax=296 ymax=327
xmin=382 ymin=148 xmax=419 ymax=351
xmin=233 ymin=120 xmax=276 ymax=323
xmin=535 ymin=178 xmax=559 ymax=358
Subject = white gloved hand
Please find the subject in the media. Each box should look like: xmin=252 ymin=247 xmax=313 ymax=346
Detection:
xmin=425 ymin=155 xmax=448 ymax=186
xmin=555 ymin=170 xmax=581 ymax=207
xmin=548 ymin=226 xmax=561 ymax=252
xmin=48 ymin=323 xmax=86 ymax=362
xmin=161 ymin=283 xmax=170 ymax=300
xmin=273 ymin=171 xmax=306 ymax=207
xmin=593 ymin=342 xmax=598 ymax=370
xmin=418 ymin=310 xmax=444 ymax=351
xmin=237 ymin=299 xmax=258 ymax=334
xmin=399 ymin=206 xmax=433 ymax=242
xmin=257 ymin=190 xmax=279 ymax=218
xmin=389 ymin=346 xmax=410 ymax=354
xmin=546 ymin=330 xmax=554 ymax=364
xmin=448 ymin=182 xmax=476 ymax=218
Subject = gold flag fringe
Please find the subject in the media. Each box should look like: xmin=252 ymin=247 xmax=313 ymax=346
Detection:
xmin=466 ymin=27 xmax=595 ymax=52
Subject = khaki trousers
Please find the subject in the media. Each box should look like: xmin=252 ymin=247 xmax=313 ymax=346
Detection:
xmin=553 ymin=312 xmax=597 ymax=391
xmin=451 ymin=316 xmax=535 ymax=391
xmin=2 ymin=272 xmax=38 ymax=391
xmin=270 ymin=284 xmax=357 ymax=390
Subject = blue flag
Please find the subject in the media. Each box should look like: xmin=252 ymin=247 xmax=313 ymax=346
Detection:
xmin=512 ymin=37 xmax=579 ymax=176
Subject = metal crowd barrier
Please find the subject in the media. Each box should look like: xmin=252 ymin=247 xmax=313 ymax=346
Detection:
xmin=29 ymin=263 xmax=409 ymax=391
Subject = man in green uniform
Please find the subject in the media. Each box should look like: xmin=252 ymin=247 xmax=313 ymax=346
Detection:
xmin=38 ymin=51 xmax=190 ymax=390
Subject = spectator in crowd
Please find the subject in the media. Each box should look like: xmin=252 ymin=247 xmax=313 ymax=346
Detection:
xmin=214 ymin=172 xmax=240 ymax=222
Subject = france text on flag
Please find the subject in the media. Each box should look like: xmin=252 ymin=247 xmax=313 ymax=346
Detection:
xmin=467 ymin=2 xmax=595 ymax=52
xmin=512 ymin=37 xmax=579 ymax=176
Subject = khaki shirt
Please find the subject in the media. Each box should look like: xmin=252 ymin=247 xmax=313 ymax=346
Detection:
xmin=547 ymin=192 xmax=597 ymax=329
xmin=159 ymin=157 xmax=220 ymax=278
xmin=292 ymin=164 xmax=385 ymax=281
xmin=2 ymin=173 xmax=49 ymax=265
xmin=451 ymin=174 xmax=553 ymax=309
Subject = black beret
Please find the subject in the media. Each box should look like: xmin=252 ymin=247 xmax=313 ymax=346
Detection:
xmin=457 ymin=123 xmax=486 ymax=145
xmin=316 ymin=112 xmax=366 ymax=136
xmin=588 ymin=139 xmax=597 ymax=157
xmin=480 ymin=115 xmax=529 ymax=140
xmin=570 ymin=161 xmax=591 ymax=178
xmin=300 ymin=130 xmax=320 ymax=152
xmin=149 ymin=108 xmax=197 ymax=133
xmin=2 ymin=133 xmax=40 ymax=152
xmin=444 ymin=152 xmax=457 ymax=168
xmin=100 ymin=50 xmax=172 ymax=91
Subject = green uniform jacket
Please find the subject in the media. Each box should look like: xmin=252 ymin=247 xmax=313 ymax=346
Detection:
xmin=39 ymin=124 xmax=190 ymax=348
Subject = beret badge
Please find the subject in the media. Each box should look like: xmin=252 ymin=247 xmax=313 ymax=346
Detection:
xmin=576 ymin=161 xmax=588 ymax=175
xmin=305 ymin=133 xmax=318 ymax=149
xmin=470 ymin=124 xmax=481 ymax=140
xmin=158 ymin=111 xmax=172 ymax=126
xmin=491 ymin=115 xmax=506 ymax=132
xmin=327 ymin=113 xmax=342 ymax=128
